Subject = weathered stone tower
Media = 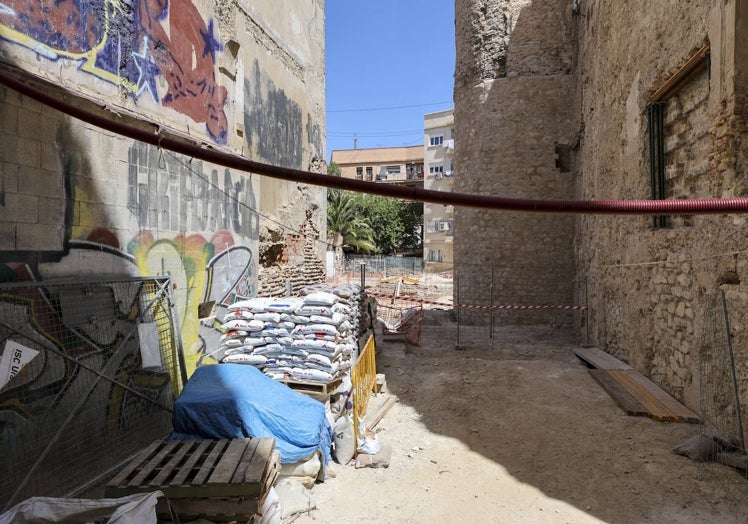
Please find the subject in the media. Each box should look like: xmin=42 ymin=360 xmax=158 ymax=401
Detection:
xmin=453 ymin=0 xmax=578 ymax=323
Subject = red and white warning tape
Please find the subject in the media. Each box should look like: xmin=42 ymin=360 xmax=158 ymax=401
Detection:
xmin=368 ymin=292 xmax=587 ymax=311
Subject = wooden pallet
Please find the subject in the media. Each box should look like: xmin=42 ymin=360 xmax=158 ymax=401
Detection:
xmin=279 ymin=374 xmax=343 ymax=401
xmin=575 ymin=347 xmax=700 ymax=423
xmin=105 ymin=438 xmax=279 ymax=521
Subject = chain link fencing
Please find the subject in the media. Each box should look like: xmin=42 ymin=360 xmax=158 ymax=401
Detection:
xmin=0 ymin=277 xmax=186 ymax=511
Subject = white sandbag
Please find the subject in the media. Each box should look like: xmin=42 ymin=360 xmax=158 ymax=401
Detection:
xmin=254 ymin=312 xmax=282 ymax=323
xmin=254 ymin=486 xmax=281 ymax=524
xmin=291 ymin=339 xmax=338 ymax=351
xmin=253 ymin=343 xmax=286 ymax=355
xmin=303 ymin=333 xmax=337 ymax=342
xmin=227 ymin=297 xmax=275 ymax=313
xmin=222 ymin=353 xmax=268 ymax=365
xmin=220 ymin=330 xmax=248 ymax=342
xmin=290 ymin=367 xmax=332 ymax=382
xmin=274 ymin=479 xmax=316 ymax=520
xmin=331 ymin=303 xmax=352 ymax=315
xmin=0 ymin=491 xmax=162 ymax=524
xmin=266 ymin=297 xmax=304 ymax=313
xmin=294 ymin=323 xmax=340 ymax=336
xmin=222 ymin=318 xmax=264 ymax=331
xmin=302 ymin=291 xmax=340 ymax=306
xmin=256 ymin=327 xmax=291 ymax=337
xmin=223 ymin=310 xmax=254 ymax=322
xmin=279 ymin=452 xmax=322 ymax=484
xmin=306 ymin=353 xmax=332 ymax=368
xmin=281 ymin=313 xmax=310 ymax=324
xmin=296 ymin=305 xmax=333 ymax=317
xmin=309 ymin=313 xmax=345 ymax=326
xmin=219 ymin=338 xmax=244 ymax=349
xmin=242 ymin=337 xmax=269 ymax=347
xmin=333 ymin=414 xmax=355 ymax=464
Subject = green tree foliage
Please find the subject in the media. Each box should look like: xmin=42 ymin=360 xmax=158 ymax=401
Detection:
xmin=354 ymin=196 xmax=423 ymax=255
xmin=327 ymin=189 xmax=376 ymax=256
xmin=327 ymin=162 xmax=342 ymax=177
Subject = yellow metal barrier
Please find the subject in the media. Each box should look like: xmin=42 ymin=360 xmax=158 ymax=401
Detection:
xmin=351 ymin=334 xmax=377 ymax=450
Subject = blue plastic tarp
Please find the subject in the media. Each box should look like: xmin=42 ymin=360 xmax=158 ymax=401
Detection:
xmin=170 ymin=364 xmax=332 ymax=468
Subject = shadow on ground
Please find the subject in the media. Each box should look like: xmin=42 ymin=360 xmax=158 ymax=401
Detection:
xmin=375 ymin=309 xmax=748 ymax=523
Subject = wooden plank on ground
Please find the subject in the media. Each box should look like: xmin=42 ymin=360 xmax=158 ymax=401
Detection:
xmin=573 ymin=347 xmax=632 ymax=370
xmin=589 ymin=369 xmax=649 ymax=416
xmin=610 ymin=369 xmax=700 ymax=423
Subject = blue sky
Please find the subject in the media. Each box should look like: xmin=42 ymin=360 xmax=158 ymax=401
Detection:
xmin=325 ymin=0 xmax=455 ymax=161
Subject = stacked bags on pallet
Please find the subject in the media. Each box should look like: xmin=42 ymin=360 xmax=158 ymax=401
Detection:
xmin=216 ymin=284 xmax=366 ymax=384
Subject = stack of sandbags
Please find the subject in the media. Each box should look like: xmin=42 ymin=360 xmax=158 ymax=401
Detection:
xmin=214 ymin=292 xmax=356 ymax=383
xmin=296 ymin=284 xmax=371 ymax=342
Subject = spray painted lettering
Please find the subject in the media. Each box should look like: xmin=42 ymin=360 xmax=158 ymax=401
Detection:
xmin=127 ymin=142 xmax=259 ymax=236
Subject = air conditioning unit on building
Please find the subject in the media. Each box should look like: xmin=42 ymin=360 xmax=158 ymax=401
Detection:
xmin=438 ymin=221 xmax=450 ymax=231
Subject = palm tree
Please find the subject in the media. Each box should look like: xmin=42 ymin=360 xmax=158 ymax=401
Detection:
xmin=327 ymin=189 xmax=376 ymax=271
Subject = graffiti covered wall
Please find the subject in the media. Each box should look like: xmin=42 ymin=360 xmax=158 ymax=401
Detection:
xmin=0 ymin=3 xmax=326 ymax=478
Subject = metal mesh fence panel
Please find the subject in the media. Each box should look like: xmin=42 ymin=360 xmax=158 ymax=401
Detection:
xmin=0 ymin=277 xmax=186 ymax=511
xmin=700 ymin=290 xmax=745 ymax=451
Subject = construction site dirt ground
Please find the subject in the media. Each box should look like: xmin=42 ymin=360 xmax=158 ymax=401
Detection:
xmin=293 ymin=309 xmax=748 ymax=524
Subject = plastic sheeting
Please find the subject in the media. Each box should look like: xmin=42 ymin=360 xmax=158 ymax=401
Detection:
xmin=171 ymin=364 xmax=332 ymax=468
xmin=0 ymin=491 xmax=162 ymax=524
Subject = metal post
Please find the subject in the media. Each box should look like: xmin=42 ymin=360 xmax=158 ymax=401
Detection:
xmin=720 ymin=290 xmax=745 ymax=449
xmin=585 ymin=276 xmax=590 ymax=347
xmin=490 ymin=266 xmax=495 ymax=342
xmin=360 ymin=262 xmax=366 ymax=289
xmin=455 ymin=276 xmax=464 ymax=350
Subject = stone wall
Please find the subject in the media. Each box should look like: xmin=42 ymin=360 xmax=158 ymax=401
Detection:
xmin=455 ymin=0 xmax=748 ymax=433
xmin=453 ymin=0 xmax=577 ymax=324
xmin=574 ymin=0 xmax=748 ymax=423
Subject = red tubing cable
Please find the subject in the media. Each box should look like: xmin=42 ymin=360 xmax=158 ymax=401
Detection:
xmin=3 ymin=68 xmax=748 ymax=215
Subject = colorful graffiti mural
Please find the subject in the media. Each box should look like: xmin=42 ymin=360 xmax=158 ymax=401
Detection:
xmin=0 ymin=0 xmax=228 ymax=143
xmin=0 ymin=226 xmax=255 ymax=503
xmin=0 ymin=277 xmax=176 ymax=507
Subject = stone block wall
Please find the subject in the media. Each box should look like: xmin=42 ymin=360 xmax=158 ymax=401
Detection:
xmin=574 ymin=0 xmax=748 ymax=419
xmin=455 ymin=0 xmax=748 ymax=429
xmin=454 ymin=0 xmax=577 ymax=324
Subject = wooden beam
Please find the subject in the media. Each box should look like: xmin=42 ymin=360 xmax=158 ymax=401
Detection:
xmin=650 ymin=44 xmax=710 ymax=103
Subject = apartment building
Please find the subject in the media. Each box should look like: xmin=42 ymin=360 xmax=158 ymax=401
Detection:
xmin=331 ymin=145 xmax=424 ymax=185
xmin=423 ymin=109 xmax=455 ymax=273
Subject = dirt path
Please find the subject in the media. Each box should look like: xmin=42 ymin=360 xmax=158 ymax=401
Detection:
xmin=293 ymin=310 xmax=748 ymax=523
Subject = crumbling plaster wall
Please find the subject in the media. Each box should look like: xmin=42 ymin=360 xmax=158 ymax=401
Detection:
xmin=575 ymin=0 xmax=748 ymax=416
xmin=453 ymin=0 xmax=578 ymax=324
